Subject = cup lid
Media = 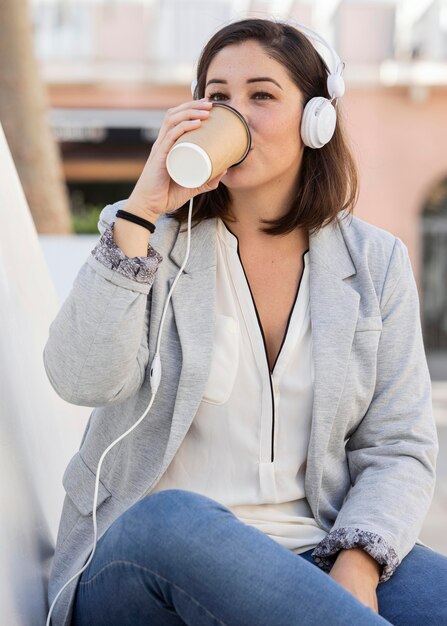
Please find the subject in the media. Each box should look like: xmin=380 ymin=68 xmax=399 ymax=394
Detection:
xmin=166 ymin=142 xmax=212 ymax=188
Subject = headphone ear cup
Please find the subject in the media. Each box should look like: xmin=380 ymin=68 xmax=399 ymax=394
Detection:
xmin=300 ymin=97 xmax=337 ymax=149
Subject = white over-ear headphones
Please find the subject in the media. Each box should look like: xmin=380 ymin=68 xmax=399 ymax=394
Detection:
xmin=191 ymin=20 xmax=345 ymax=149
xmin=290 ymin=21 xmax=345 ymax=149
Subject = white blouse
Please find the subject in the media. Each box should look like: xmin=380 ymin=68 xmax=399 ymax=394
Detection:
xmin=151 ymin=217 xmax=327 ymax=554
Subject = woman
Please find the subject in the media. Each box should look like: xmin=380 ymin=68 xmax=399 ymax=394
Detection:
xmin=44 ymin=18 xmax=445 ymax=626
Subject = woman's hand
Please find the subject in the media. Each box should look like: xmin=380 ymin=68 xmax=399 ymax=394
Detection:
xmin=124 ymin=98 xmax=227 ymax=221
xmin=329 ymin=548 xmax=381 ymax=613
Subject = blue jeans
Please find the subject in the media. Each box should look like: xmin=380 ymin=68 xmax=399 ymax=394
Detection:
xmin=72 ymin=489 xmax=447 ymax=625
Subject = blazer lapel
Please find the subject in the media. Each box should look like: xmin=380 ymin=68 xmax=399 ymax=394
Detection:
xmin=305 ymin=216 xmax=359 ymax=519
xmin=156 ymin=218 xmax=218 ymax=472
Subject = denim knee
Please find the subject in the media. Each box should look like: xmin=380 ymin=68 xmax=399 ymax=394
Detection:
xmin=110 ymin=489 xmax=233 ymax=556
xmin=141 ymin=489 xmax=231 ymax=521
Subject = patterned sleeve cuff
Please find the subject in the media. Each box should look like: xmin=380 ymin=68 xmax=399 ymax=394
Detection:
xmin=311 ymin=527 xmax=400 ymax=583
xmin=91 ymin=222 xmax=163 ymax=285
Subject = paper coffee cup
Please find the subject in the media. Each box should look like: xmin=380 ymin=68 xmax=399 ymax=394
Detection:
xmin=166 ymin=103 xmax=251 ymax=188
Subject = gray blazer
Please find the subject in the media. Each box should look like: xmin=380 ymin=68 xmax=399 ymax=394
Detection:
xmin=44 ymin=201 xmax=438 ymax=626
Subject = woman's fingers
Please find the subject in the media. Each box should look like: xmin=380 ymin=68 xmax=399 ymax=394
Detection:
xmin=165 ymin=104 xmax=212 ymax=126
xmin=155 ymin=101 xmax=212 ymax=148
xmin=160 ymin=101 xmax=212 ymax=132
xmin=152 ymin=120 xmax=201 ymax=163
xmin=197 ymin=169 xmax=228 ymax=193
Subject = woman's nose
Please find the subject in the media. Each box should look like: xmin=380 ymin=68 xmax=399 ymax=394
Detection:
xmin=228 ymin=99 xmax=250 ymax=125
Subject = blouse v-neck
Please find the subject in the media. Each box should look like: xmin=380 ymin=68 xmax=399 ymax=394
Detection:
xmin=217 ymin=217 xmax=310 ymax=378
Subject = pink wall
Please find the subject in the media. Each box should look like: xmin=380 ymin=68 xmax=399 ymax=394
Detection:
xmin=94 ymin=5 xmax=153 ymax=62
xmin=340 ymin=87 xmax=447 ymax=288
xmin=336 ymin=3 xmax=395 ymax=63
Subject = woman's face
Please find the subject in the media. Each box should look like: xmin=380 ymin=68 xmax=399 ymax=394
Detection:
xmin=204 ymin=39 xmax=304 ymax=192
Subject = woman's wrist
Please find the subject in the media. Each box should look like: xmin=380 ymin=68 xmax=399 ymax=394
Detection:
xmin=123 ymin=195 xmax=161 ymax=225
xmin=335 ymin=548 xmax=382 ymax=583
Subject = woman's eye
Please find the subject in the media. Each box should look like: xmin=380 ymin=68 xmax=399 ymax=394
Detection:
xmin=252 ymin=92 xmax=273 ymax=100
xmin=207 ymin=93 xmax=228 ymax=101
xmin=206 ymin=92 xmax=274 ymax=101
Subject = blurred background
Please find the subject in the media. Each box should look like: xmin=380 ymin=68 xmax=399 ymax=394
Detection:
xmin=0 ymin=1 xmax=446 ymax=624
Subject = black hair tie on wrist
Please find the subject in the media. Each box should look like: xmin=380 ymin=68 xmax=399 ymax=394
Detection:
xmin=115 ymin=209 xmax=156 ymax=233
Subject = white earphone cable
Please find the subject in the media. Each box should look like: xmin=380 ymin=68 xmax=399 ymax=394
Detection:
xmin=46 ymin=196 xmax=195 ymax=626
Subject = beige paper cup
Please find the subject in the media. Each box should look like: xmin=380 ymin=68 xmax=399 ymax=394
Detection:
xmin=166 ymin=103 xmax=251 ymax=188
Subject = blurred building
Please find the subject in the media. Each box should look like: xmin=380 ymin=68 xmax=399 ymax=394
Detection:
xmin=30 ymin=0 xmax=447 ymax=376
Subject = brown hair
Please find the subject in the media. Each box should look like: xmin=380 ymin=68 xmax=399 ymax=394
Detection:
xmin=166 ymin=18 xmax=358 ymax=236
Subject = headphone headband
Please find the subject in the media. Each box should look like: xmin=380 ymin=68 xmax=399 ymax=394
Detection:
xmin=282 ymin=20 xmax=345 ymax=99
xmin=284 ymin=22 xmax=341 ymax=74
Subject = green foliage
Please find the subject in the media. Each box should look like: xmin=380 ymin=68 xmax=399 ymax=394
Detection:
xmin=71 ymin=205 xmax=102 ymax=234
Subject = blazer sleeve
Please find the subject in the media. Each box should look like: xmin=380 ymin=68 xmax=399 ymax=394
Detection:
xmin=43 ymin=205 xmax=163 ymax=407
xmin=312 ymin=236 xmax=439 ymax=582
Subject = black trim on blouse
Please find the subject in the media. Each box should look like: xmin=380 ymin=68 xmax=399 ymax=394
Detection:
xmin=221 ymin=219 xmax=309 ymax=462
